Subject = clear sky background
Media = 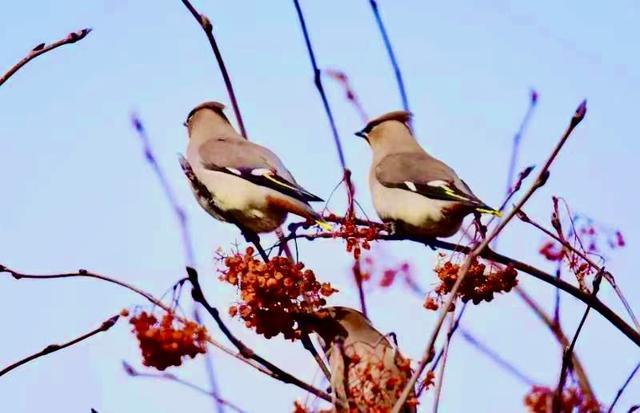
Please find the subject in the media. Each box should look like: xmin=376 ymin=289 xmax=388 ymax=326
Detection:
xmin=1 ymin=1 xmax=639 ymax=412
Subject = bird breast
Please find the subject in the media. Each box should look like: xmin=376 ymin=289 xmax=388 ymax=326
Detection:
xmin=191 ymin=167 xmax=288 ymax=233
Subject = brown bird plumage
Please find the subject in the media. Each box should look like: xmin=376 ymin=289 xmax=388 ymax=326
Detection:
xmin=301 ymin=307 xmax=417 ymax=412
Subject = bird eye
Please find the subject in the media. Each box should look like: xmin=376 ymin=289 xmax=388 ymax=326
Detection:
xmin=183 ymin=121 xmax=188 ymax=127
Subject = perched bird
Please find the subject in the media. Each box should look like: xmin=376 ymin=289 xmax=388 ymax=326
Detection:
xmin=184 ymin=101 xmax=325 ymax=234
xmin=300 ymin=306 xmax=416 ymax=412
xmin=355 ymin=111 xmax=500 ymax=238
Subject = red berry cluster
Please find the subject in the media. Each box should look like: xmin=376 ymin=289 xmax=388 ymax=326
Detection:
xmin=129 ymin=311 xmax=207 ymax=371
xmin=538 ymin=199 xmax=625 ymax=286
xmin=220 ymin=247 xmax=338 ymax=340
xmin=524 ymin=386 xmax=600 ymax=413
xmin=340 ymin=343 xmax=418 ymax=412
xmin=327 ymin=213 xmax=381 ymax=260
xmin=291 ymin=400 xmax=332 ymax=413
xmin=425 ymin=255 xmax=518 ymax=310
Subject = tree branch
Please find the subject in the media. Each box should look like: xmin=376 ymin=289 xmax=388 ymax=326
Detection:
xmin=0 ymin=315 xmax=118 ymax=377
xmin=515 ymin=286 xmax=595 ymax=401
xmin=518 ymin=209 xmax=640 ymax=332
xmin=552 ymin=270 xmax=603 ymax=412
xmin=458 ymin=327 xmax=536 ymax=386
xmin=608 ymin=361 xmax=640 ymax=413
xmin=186 ymin=267 xmax=335 ymax=404
xmin=123 ymin=361 xmax=246 ymax=413
xmin=0 ymin=264 xmax=277 ymax=378
xmin=0 ymin=28 xmax=91 ymax=87
xmin=179 ymin=0 xmax=247 ymax=138
xmin=367 ymin=0 xmax=410 ymax=117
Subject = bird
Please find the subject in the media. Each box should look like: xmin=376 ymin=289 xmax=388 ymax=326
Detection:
xmin=355 ymin=110 xmax=500 ymax=238
xmin=299 ymin=306 xmax=417 ymax=412
xmin=184 ymin=101 xmax=326 ymax=234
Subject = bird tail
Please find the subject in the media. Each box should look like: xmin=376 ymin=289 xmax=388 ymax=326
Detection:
xmin=266 ymin=195 xmax=333 ymax=231
xmin=315 ymin=219 xmax=333 ymax=231
xmin=476 ymin=206 xmax=503 ymax=217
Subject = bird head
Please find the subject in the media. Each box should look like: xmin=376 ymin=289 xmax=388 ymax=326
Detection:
xmin=354 ymin=110 xmax=413 ymax=151
xmin=183 ymin=101 xmax=230 ymax=134
xmin=296 ymin=306 xmax=375 ymax=348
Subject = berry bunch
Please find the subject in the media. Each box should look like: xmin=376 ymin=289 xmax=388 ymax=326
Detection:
xmin=327 ymin=213 xmax=381 ymax=260
xmin=129 ymin=311 xmax=207 ymax=371
xmin=524 ymin=386 xmax=600 ymax=413
xmin=425 ymin=254 xmax=518 ymax=310
xmin=340 ymin=343 xmax=418 ymax=412
xmin=220 ymin=247 xmax=338 ymax=340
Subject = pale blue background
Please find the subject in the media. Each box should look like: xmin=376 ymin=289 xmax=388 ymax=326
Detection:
xmin=1 ymin=1 xmax=639 ymax=412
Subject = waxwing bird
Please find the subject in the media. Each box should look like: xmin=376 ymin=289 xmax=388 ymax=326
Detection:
xmin=300 ymin=306 xmax=416 ymax=412
xmin=355 ymin=111 xmax=500 ymax=238
xmin=184 ymin=101 xmax=325 ymax=234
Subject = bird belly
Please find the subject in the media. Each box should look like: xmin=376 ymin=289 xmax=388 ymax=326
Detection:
xmin=371 ymin=182 xmax=465 ymax=238
xmin=192 ymin=169 xmax=286 ymax=233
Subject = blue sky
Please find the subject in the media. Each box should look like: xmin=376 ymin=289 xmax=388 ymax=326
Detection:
xmin=1 ymin=0 xmax=639 ymax=411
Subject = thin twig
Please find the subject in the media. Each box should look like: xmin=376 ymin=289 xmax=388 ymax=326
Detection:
xmin=292 ymin=0 xmax=347 ymax=169
xmin=132 ymin=113 xmax=225 ymax=412
xmin=301 ymin=334 xmax=332 ymax=382
xmin=291 ymin=3 xmax=367 ymax=315
xmin=186 ymin=267 xmax=335 ymax=404
xmin=505 ymin=90 xmax=538 ymax=194
xmin=419 ymin=304 xmax=467 ymax=396
xmin=324 ymin=69 xmax=369 ymax=123
xmin=367 ymin=0 xmax=411 ymax=117
xmin=432 ymin=313 xmax=454 ymax=413
xmin=518 ymin=209 xmax=640 ymax=332
xmin=0 ymin=315 xmax=118 ymax=377
xmin=608 ymin=362 xmax=640 ymax=413
xmin=131 ymin=115 xmax=195 ymax=266
xmin=123 ymin=361 xmax=246 ymax=413
xmin=552 ymin=270 xmax=603 ymax=412
xmin=179 ymin=0 xmax=247 ymax=138
xmin=515 ymin=286 xmax=595 ymax=401
xmin=1 ymin=266 xmax=168 ymax=310
xmin=351 ymin=258 xmax=368 ymax=317
xmin=276 ymin=226 xmax=640 ymax=348
xmin=0 ymin=28 xmax=91 ymax=87
xmin=0 ymin=265 xmax=275 ymax=378
xmin=392 ymin=101 xmax=587 ymax=413
xmin=458 ymin=327 xmax=536 ymax=386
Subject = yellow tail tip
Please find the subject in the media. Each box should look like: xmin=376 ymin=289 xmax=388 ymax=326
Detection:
xmin=477 ymin=208 xmax=503 ymax=217
xmin=315 ymin=220 xmax=333 ymax=231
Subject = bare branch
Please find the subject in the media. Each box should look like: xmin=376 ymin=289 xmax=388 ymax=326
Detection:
xmin=552 ymin=270 xmax=603 ymax=412
xmin=0 ymin=264 xmax=278 ymax=378
xmin=608 ymin=362 xmax=640 ymax=413
xmin=516 ymin=286 xmax=595 ymax=401
xmin=0 ymin=28 xmax=91 ymax=87
xmin=123 ymin=361 xmax=246 ymax=413
xmin=518 ymin=209 xmax=640 ymax=332
xmin=179 ymin=0 xmax=247 ymax=137
xmin=277 ymin=221 xmax=640 ymax=349
xmin=505 ymin=90 xmax=538 ymax=194
xmin=432 ymin=313 xmax=454 ymax=413
xmin=132 ymin=115 xmax=195 ymax=266
xmin=392 ymin=101 xmax=588 ymax=412
xmin=292 ymin=0 xmax=347 ymax=170
xmin=367 ymin=1 xmax=411 ymax=118
xmin=0 ymin=315 xmax=118 ymax=378
xmin=458 ymin=327 xmax=536 ymax=386
xmin=186 ymin=267 xmax=335 ymax=404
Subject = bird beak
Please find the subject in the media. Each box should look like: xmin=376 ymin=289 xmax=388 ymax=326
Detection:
xmin=354 ymin=130 xmax=368 ymax=141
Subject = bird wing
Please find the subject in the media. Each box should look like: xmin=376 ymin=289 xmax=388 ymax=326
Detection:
xmin=375 ymin=152 xmax=496 ymax=212
xmin=198 ymin=137 xmax=323 ymax=203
